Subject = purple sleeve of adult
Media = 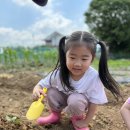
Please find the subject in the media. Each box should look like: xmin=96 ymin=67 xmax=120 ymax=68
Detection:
xmin=126 ymin=97 xmax=130 ymax=104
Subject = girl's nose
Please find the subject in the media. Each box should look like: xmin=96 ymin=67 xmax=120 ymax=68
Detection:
xmin=74 ymin=61 xmax=82 ymax=67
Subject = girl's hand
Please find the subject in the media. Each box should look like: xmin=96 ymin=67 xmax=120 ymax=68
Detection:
xmin=32 ymin=85 xmax=46 ymax=101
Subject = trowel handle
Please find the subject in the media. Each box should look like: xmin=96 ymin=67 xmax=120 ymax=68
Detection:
xmin=38 ymin=87 xmax=47 ymax=102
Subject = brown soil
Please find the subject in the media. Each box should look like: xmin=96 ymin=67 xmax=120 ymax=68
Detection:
xmin=0 ymin=70 xmax=129 ymax=130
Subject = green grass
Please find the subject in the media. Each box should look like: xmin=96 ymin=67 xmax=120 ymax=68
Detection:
xmin=92 ymin=58 xmax=130 ymax=70
xmin=0 ymin=46 xmax=129 ymax=72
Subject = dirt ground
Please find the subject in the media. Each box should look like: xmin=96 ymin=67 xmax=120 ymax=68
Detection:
xmin=0 ymin=70 xmax=129 ymax=130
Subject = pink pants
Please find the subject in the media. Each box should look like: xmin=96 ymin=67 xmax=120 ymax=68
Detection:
xmin=47 ymin=87 xmax=89 ymax=116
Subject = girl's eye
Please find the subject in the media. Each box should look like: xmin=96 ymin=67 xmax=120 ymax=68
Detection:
xmin=82 ymin=59 xmax=87 ymax=61
xmin=70 ymin=57 xmax=75 ymax=59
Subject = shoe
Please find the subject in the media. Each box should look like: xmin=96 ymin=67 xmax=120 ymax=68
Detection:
xmin=71 ymin=116 xmax=90 ymax=130
xmin=37 ymin=111 xmax=60 ymax=125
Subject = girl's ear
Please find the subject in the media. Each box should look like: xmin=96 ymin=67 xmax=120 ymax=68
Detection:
xmin=91 ymin=54 xmax=95 ymax=63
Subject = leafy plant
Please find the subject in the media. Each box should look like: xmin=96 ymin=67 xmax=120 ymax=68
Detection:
xmin=5 ymin=114 xmax=21 ymax=124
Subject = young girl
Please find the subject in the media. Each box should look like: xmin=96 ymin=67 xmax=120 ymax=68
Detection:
xmin=33 ymin=31 xmax=121 ymax=130
xmin=120 ymin=97 xmax=130 ymax=130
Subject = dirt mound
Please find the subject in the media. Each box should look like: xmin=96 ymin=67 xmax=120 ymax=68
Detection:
xmin=0 ymin=71 xmax=129 ymax=130
xmin=0 ymin=71 xmax=41 ymax=91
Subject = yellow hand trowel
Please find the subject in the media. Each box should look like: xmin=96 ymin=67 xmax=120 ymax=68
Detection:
xmin=26 ymin=87 xmax=47 ymax=120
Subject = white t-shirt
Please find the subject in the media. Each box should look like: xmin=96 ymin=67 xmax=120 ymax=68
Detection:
xmin=37 ymin=66 xmax=108 ymax=104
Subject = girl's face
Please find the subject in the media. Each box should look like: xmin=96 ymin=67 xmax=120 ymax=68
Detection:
xmin=66 ymin=44 xmax=93 ymax=81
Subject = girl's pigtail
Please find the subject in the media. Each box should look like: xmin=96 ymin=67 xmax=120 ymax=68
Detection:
xmin=49 ymin=37 xmax=66 ymax=86
xmin=58 ymin=36 xmax=66 ymax=66
xmin=58 ymin=36 xmax=73 ymax=91
xmin=51 ymin=36 xmax=67 ymax=71
xmin=98 ymin=41 xmax=122 ymax=100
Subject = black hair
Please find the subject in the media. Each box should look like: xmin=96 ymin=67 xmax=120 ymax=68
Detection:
xmin=50 ymin=31 xmax=122 ymax=99
xmin=97 ymin=41 xmax=122 ymax=100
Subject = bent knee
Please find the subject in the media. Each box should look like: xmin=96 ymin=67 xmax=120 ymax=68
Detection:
xmin=47 ymin=88 xmax=58 ymax=97
xmin=67 ymin=93 xmax=88 ymax=111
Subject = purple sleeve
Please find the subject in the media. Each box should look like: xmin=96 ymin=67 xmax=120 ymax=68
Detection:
xmin=126 ymin=97 xmax=130 ymax=104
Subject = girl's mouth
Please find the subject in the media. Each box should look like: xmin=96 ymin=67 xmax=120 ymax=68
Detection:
xmin=73 ymin=68 xmax=82 ymax=71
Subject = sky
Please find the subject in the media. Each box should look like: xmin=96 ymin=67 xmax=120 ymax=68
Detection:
xmin=0 ymin=0 xmax=92 ymax=47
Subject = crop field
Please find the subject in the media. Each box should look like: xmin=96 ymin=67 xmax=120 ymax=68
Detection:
xmin=0 ymin=47 xmax=130 ymax=130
